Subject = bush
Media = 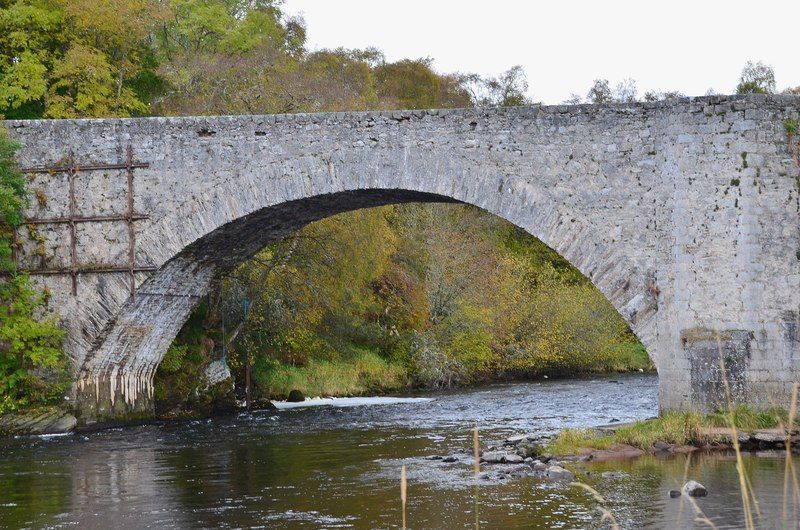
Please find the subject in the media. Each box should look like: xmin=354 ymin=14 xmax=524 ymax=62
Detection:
xmin=0 ymin=275 xmax=67 ymax=414
xmin=0 ymin=126 xmax=67 ymax=414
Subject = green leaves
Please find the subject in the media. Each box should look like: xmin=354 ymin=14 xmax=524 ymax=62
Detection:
xmin=0 ymin=274 xmax=67 ymax=414
xmin=0 ymin=127 xmax=26 ymax=273
xmin=0 ymin=126 xmax=66 ymax=414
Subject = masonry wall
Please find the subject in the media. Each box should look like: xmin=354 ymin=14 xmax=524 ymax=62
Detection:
xmin=6 ymin=94 xmax=800 ymax=422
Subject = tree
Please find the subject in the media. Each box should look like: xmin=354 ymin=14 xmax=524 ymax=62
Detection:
xmin=613 ymin=78 xmax=637 ymax=103
xmin=482 ymin=65 xmax=530 ymax=107
xmin=0 ymin=0 xmax=66 ymax=118
xmin=643 ymin=90 xmax=685 ymax=102
xmin=46 ymin=43 xmax=148 ymax=118
xmin=375 ymin=58 xmax=441 ymax=109
xmin=736 ymin=60 xmax=776 ymax=95
xmin=586 ymin=79 xmax=612 ymax=104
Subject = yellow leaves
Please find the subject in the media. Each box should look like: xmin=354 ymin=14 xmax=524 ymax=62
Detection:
xmin=219 ymin=202 xmax=647 ymax=389
xmin=62 ymin=0 xmax=165 ymax=47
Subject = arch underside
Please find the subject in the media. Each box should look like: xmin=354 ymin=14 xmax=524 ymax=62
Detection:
xmin=75 ymin=188 xmax=658 ymax=419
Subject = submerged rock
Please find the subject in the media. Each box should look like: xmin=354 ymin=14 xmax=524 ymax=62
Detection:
xmin=682 ymin=480 xmax=708 ymax=497
xmin=669 ymin=490 xmax=682 ymax=498
xmin=286 ymin=389 xmax=305 ymax=403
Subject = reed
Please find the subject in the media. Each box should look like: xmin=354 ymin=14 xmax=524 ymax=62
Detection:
xmin=473 ymin=425 xmax=481 ymax=529
xmin=782 ymin=382 xmax=800 ymax=525
xmin=716 ymin=334 xmax=756 ymax=530
xmin=400 ymin=464 xmax=407 ymax=530
xmin=570 ymin=482 xmax=620 ymax=530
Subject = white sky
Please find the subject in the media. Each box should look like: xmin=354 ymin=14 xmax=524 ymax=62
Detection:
xmin=282 ymin=0 xmax=800 ymax=104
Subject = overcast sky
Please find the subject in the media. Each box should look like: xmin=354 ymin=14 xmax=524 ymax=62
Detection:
xmin=282 ymin=0 xmax=800 ymax=104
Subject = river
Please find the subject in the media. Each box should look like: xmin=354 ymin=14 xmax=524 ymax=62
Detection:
xmin=0 ymin=373 xmax=795 ymax=529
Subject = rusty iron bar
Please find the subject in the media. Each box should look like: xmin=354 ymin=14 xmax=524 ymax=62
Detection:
xmin=24 ymin=214 xmax=149 ymax=225
xmin=6 ymin=266 xmax=157 ymax=276
xmin=12 ymin=147 xmax=153 ymax=295
xmin=135 ymin=292 xmax=201 ymax=298
xmin=67 ymin=151 xmax=77 ymax=295
xmin=125 ymin=145 xmax=137 ymax=300
xmin=21 ymin=162 xmax=149 ymax=174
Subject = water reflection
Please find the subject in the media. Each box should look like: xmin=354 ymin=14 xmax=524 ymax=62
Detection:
xmin=1 ymin=374 xmax=797 ymax=528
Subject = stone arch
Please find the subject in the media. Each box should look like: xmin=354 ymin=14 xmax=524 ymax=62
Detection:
xmin=76 ymin=180 xmax=658 ymax=420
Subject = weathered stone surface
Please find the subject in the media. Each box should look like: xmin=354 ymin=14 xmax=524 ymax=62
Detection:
xmin=503 ymin=454 xmax=524 ymax=464
xmin=6 ymin=95 xmax=800 ymax=423
xmin=0 ymin=408 xmax=77 ymax=435
xmin=204 ymin=359 xmax=231 ymax=387
xmin=753 ymin=429 xmax=786 ymax=443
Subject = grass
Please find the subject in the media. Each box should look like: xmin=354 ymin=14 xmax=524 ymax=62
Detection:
xmin=547 ymin=428 xmax=614 ymax=455
xmin=546 ymin=406 xmax=789 ymax=455
xmin=706 ymin=405 xmax=786 ymax=431
xmin=597 ymin=342 xmax=653 ymax=373
xmin=257 ymin=350 xmax=409 ymax=399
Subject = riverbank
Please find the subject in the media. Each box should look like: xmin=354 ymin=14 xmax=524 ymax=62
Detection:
xmin=152 ymin=343 xmax=653 ymax=421
xmin=506 ymin=405 xmax=798 ymax=464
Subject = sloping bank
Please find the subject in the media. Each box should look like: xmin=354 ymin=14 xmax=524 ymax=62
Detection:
xmin=505 ymin=406 xmax=797 ymax=463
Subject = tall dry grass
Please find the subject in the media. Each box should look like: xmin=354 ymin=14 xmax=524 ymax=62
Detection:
xmin=400 ymin=464 xmax=407 ymax=530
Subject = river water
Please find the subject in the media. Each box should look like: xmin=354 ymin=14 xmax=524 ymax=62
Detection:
xmin=0 ymin=373 xmax=796 ymax=529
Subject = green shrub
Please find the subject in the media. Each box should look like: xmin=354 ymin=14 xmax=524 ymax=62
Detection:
xmin=0 ymin=126 xmax=67 ymax=414
xmin=0 ymin=274 xmax=67 ymax=414
xmin=785 ymin=118 xmax=799 ymax=137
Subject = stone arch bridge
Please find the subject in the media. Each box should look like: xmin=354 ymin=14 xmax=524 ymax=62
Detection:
xmin=6 ymin=95 xmax=800 ymax=425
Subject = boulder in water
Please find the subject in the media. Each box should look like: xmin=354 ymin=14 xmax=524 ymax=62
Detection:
xmin=545 ymin=465 xmax=575 ymax=481
xmin=480 ymin=451 xmax=505 ymax=463
xmin=682 ymin=480 xmax=708 ymax=497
